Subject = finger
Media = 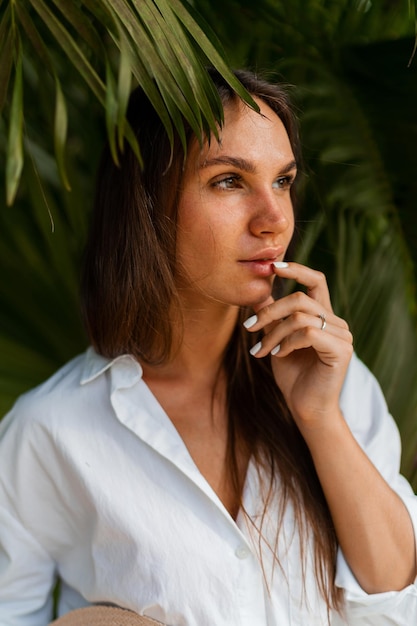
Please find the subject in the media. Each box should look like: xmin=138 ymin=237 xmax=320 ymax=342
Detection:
xmin=247 ymin=295 xmax=276 ymax=335
xmin=249 ymin=312 xmax=353 ymax=358
xmin=272 ymin=261 xmax=332 ymax=310
xmin=271 ymin=325 xmax=354 ymax=366
xmin=244 ymin=292 xmax=349 ymax=333
xmin=252 ymin=295 xmax=274 ymax=315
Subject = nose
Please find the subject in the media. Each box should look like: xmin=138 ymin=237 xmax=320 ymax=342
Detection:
xmin=248 ymin=188 xmax=293 ymax=237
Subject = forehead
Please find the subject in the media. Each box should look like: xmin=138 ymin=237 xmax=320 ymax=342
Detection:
xmin=186 ymin=97 xmax=294 ymax=173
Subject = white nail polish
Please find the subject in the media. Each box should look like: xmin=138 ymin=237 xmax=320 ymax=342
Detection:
xmin=271 ymin=344 xmax=281 ymax=356
xmin=273 ymin=261 xmax=289 ymax=269
xmin=243 ymin=314 xmax=258 ymax=329
xmin=250 ymin=341 xmax=262 ymax=356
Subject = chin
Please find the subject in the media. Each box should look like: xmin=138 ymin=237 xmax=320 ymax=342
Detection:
xmin=238 ymin=285 xmax=274 ymax=308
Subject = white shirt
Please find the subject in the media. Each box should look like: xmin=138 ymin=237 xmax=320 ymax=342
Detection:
xmin=0 ymin=348 xmax=416 ymax=626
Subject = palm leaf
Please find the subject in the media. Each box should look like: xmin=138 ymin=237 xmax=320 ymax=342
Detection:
xmin=0 ymin=9 xmax=13 ymax=115
xmin=6 ymin=39 xmax=23 ymax=206
xmin=116 ymin=29 xmax=132 ymax=150
xmin=50 ymin=0 xmax=103 ymax=57
xmin=29 ymin=0 xmax=106 ymax=102
xmin=0 ymin=0 xmax=256 ymax=204
xmin=54 ymin=77 xmax=70 ymax=190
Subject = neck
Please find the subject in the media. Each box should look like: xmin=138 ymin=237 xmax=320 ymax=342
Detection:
xmin=142 ymin=300 xmax=240 ymax=385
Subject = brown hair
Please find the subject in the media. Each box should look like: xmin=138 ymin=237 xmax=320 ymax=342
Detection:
xmin=81 ymin=69 xmax=341 ymax=611
xmin=82 ymin=69 xmax=300 ymax=364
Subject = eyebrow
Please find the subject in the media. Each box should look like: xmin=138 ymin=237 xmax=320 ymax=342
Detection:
xmin=199 ymin=156 xmax=297 ymax=175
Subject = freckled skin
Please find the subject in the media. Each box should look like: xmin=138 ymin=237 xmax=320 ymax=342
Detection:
xmin=175 ymin=98 xmax=296 ymax=310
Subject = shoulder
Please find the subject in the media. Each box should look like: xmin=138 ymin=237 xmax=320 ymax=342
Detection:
xmin=2 ymin=351 xmax=88 ymax=427
xmin=0 ymin=347 xmax=145 ymax=441
xmin=0 ymin=348 xmax=147 ymax=544
xmin=0 ymin=348 xmax=114 ymax=441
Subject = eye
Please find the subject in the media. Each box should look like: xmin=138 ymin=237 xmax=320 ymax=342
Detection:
xmin=273 ymin=175 xmax=294 ymax=190
xmin=212 ymin=174 xmax=242 ymax=190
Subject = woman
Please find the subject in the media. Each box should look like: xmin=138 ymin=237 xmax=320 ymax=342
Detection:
xmin=0 ymin=69 xmax=416 ymax=625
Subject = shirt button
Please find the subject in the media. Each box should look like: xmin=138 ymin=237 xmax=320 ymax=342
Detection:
xmin=235 ymin=545 xmax=250 ymax=559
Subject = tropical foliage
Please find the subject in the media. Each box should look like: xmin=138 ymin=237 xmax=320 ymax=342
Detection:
xmin=0 ymin=0 xmax=257 ymax=205
xmin=1 ymin=0 xmax=417 ymax=485
xmin=0 ymin=0 xmax=253 ymax=409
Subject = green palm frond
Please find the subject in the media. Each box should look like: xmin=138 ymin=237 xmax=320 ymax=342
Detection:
xmin=0 ymin=0 xmax=257 ymax=205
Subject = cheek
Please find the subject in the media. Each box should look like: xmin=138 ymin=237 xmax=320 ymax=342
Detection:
xmin=289 ymin=209 xmax=296 ymax=238
xmin=283 ymin=197 xmax=295 ymax=239
xmin=176 ymin=195 xmax=219 ymax=260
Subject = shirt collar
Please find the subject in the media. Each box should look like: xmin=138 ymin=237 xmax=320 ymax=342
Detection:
xmin=80 ymin=346 xmax=143 ymax=385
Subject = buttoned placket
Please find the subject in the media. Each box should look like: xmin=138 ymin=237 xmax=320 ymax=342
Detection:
xmin=108 ymin=357 xmax=272 ymax=625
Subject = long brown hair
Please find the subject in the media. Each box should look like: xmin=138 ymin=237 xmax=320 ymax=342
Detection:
xmin=81 ymin=69 xmax=341 ymax=611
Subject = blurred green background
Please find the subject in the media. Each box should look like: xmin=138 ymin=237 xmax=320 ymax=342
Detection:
xmin=1 ymin=0 xmax=417 ymax=486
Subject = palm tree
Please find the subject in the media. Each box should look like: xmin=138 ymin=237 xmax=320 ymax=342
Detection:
xmin=1 ymin=0 xmax=417 ymax=486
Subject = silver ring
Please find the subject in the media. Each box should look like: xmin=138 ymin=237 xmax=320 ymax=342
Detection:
xmin=319 ymin=313 xmax=327 ymax=331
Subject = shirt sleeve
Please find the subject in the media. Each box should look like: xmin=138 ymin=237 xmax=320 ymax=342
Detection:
xmin=0 ymin=505 xmax=56 ymax=625
xmin=334 ymin=353 xmax=417 ymax=624
xmin=0 ymin=406 xmax=57 ymax=626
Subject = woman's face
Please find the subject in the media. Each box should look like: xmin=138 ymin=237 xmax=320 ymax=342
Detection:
xmin=175 ymin=97 xmax=296 ymax=310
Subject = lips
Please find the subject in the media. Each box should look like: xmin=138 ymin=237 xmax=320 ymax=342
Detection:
xmin=240 ymin=248 xmax=283 ymax=263
xmin=238 ymin=250 xmax=284 ymax=278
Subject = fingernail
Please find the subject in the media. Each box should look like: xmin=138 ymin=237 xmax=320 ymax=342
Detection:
xmin=250 ymin=341 xmax=262 ymax=356
xmin=271 ymin=344 xmax=281 ymax=356
xmin=273 ymin=261 xmax=289 ymax=269
xmin=243 ymin=314 xmax=258 ymax=329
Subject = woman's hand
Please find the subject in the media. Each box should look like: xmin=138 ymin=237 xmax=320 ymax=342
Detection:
xmin=244 ymin=262 xmax=353 ymax=429
xmin=245 ymin=262 xmax=417 ymax=593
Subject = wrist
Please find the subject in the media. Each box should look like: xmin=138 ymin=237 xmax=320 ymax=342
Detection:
xmin=295 ymin=408 xmax=348 ymax=449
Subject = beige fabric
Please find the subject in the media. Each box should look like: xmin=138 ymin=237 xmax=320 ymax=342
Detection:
xmin=49 ymin=605 xmax=165 ymax=625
